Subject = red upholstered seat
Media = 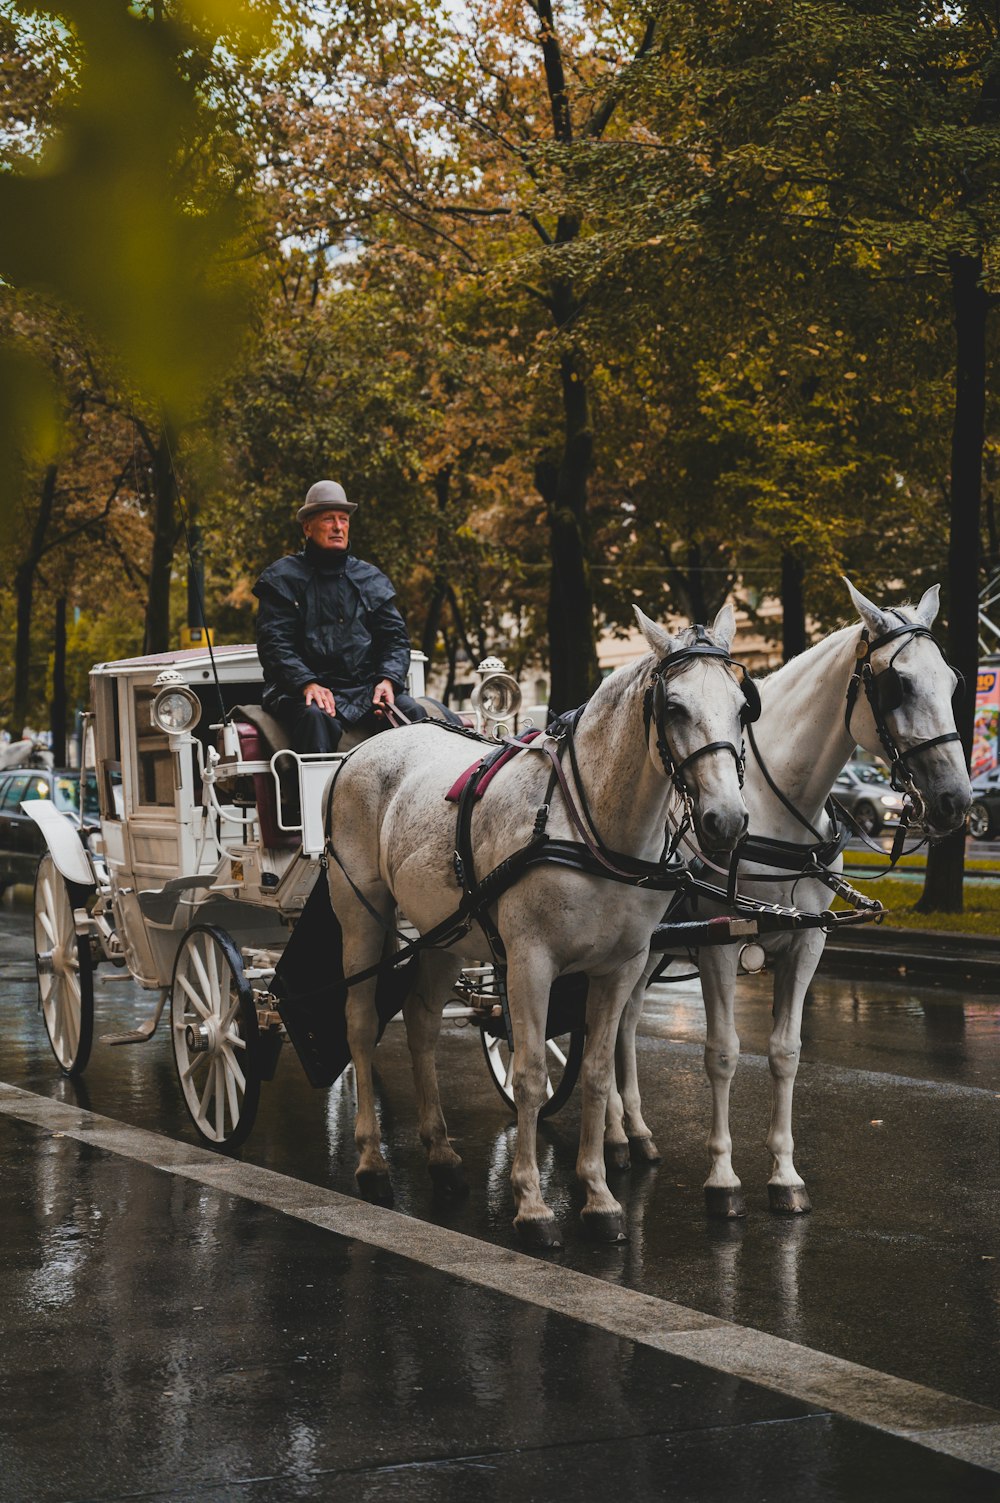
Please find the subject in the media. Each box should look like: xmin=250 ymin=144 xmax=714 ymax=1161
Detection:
xmin=231 ymin=720 xmax=299 ymax=850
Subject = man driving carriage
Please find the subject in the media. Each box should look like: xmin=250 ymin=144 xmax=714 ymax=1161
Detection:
xmin=253 ymin=480 xmax=428 ymax=754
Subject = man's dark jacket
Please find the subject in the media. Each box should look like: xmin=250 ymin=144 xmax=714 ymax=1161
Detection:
xmin=253 ymin=545 xmax=412 ymax=723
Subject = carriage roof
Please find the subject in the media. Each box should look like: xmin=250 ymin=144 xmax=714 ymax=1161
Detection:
xmin=90 ymin=644 xmax=263 ymax=683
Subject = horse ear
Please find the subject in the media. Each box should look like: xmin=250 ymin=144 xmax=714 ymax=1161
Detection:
xmin=710 ymin=602 xmax=736 ymax=651
xmin=914 ymin=583 xmax=941 ymax=628
xmin=844 ymin=577 xmax=891 ymax=639
xmin=633 ymin=605 xmax=675 ymax=658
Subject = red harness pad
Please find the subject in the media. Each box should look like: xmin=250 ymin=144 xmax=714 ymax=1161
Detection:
xmin=445 ymin=730 xmax=541 ymax=803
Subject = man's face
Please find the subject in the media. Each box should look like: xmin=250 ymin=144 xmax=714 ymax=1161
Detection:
xmin=304 ymin=508 xmax=351 ymax=551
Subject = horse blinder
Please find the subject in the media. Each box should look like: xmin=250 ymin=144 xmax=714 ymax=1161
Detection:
xmin=739 ymin=674 xmax=761 ymax=726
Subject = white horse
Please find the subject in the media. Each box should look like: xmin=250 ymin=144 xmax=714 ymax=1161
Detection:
xmin=326 ymin=606 xmax=752 ymax=1245
xmin=605 ymin=580 xmax=972 ymax=1215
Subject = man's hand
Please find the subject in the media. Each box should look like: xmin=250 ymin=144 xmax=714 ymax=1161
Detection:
xmin=304 ymin=682 xmax=336 ymax=715
xmin=372 ymin=679 xmax=395 ymax=716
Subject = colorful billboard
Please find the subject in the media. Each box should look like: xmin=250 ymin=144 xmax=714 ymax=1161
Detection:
xmin=973 ymin=664 xmax=1000 ymax=776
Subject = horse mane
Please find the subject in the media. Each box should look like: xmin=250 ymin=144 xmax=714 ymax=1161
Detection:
xmin=757 ymin=603 xmax=927 ymax=705
xmin=584 ymin=622 xmax=734 ymax=713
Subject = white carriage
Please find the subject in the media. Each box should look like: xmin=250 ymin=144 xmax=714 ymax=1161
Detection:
xmin=28 ymin=643 xmax=582 ymax=1148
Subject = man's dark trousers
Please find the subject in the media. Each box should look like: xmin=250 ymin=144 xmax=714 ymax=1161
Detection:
xmin=277 ymin=692 xmax=429 ymax=753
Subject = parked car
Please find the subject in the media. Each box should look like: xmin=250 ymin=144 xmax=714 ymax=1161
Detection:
xmin=968 ymin=765 xmax=1000 ymax=839
xmin=831 ymin=759 xmax=907 ymax=836
xmin=0 ymin=768 xmax=99 ymax=892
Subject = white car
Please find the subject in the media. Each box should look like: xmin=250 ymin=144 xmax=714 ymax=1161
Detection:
xmin=832 ymin=760 xmax=907 ymax=836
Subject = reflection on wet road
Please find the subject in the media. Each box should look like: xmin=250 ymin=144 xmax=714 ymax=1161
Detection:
xmin=2 ymin=901 xmax=998 ymax=1418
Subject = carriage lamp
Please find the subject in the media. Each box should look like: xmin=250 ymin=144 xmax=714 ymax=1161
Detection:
xmin=472 ymin=658 xmax=522 ymax=726
xmin=151 ymin=682 xmax=202 ymax=735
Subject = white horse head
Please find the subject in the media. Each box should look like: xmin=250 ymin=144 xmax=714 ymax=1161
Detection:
xmin=844 ymin=579 xmax=971 ymax=837
xmin=633 ymin=603 xmax=750 ymax=852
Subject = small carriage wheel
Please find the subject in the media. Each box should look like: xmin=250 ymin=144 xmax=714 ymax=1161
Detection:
xmin=34 ymin=853 xmax=94 ymax=1076
xmin=853 ymin=800 xmax=881 ymax=836
xmin=968 ymin=801 xmax=992 ymax=840
xmin=171 ymin=925 xmax=260 ymax=1149
xmin=481 ymin=1025 xmax=585 ymax=1119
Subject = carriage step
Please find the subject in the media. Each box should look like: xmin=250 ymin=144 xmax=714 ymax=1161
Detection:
xmin=100 ymin=1026 xmax=158 ymax=1046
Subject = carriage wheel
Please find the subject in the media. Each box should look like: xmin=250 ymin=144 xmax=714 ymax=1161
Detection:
xmin=171 ymin=926 xmax=261 ymax=1149
xmin=34 ymin=854 xmax=94 ymax=1076
xmin=481 ymin=1024 xmax=585 ymax=1119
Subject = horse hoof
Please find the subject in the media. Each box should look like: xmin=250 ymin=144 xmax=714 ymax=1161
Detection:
xmin=429 ymin=1161 xmax=469 ymax=1198
xmin=629 ymin=1135 xmax=662 ymax=1165
xmin=515 ymin=1217 xmax=562 ymax=1250
xmin=581 ymin=1209 xmax=627 ymax=1243
xmin=604 ymin=1142 xmax=631 ymax=1172
xmin=704 ymin=1186 xmax=747 ymax=1219
xmin=769 ymin=1184 xmax=811 ymax=1215
xmin=356 ymin=1170 xmax=394 ymax=1206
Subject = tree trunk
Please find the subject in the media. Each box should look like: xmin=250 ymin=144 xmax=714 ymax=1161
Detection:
xmin=50 ymin=595 xmax=67 ymax=766
xmin=781 ymin=551 xmax=807 ymax=661
xmin=421 ymin=467 xmax=452 ymax=666
xmin=917 ymin=252 xmax=987 ymax=914
xmin=144 ymin=426 xmax=177 ymax=654
xmin=13 ymin=463 xmax=58 ymax=732
xmin=538 ymin=339 xmax=600 ymax=714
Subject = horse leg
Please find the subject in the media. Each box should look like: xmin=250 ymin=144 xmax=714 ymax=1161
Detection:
xmin=765 ymin=936 xmax=824 ymax=1214
xmin=699 ymin=946 xmax=746 ymax=1218
xmin=340 ymin=901 xmax=395 ymax=1203
xmin=402 ymin=952 xmax=466 ymax=1196
xmin=577 ymin=958 xmax=649 ymax=1241
xmin=614 ymin=965 xmax=662 ymax=1166
xmin=505 ymin=954 xmax=562 ymax=1248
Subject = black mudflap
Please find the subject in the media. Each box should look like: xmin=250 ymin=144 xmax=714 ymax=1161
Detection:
xmin=271 ymin=875 xmax=416 ymax=1088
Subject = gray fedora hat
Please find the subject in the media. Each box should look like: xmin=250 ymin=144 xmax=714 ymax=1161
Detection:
xmin=296 ymin=480 xmax=357 ymax=523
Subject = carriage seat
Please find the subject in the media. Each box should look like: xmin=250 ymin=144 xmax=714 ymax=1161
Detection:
xmin=223 ymin=706 xmax=297 ymax=850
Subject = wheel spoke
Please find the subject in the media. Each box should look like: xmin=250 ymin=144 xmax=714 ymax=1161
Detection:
xmin=206 ymin=940 xmax=221 ymax=1011
xmin=190 ymin=943 xmax=216 ymax=1015
xmin=222 ymin=1043 xmax=246 ymax=1091
xmin=219 ymin=991 xmax=241 ymax=1033
xmin=546 ymin=1039 xmax=568 ymax=1068
xmin=38 ymin=909 xmax=56 ymax=944
xmin=223 ymin=1055 xmax=241 ymax=1124
xmin=198 ymin=1061 xmax=215 ymax=1121
xmin=504 ymin=1052 xmax=515 ymax=1090
xmin=214 ymin=1059 xmax=225 ymax=1137
xmin=177 ymin=971 xmax=211 ymax=1021
xmin=64 ymin=988 xmax=79 ymax=1058
xmin=181 ymin=1050 xmax=210 ymax=1083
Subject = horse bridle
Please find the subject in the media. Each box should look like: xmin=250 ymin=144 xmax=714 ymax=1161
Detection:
xmin=642 ymin=625 xmax=762 ymax=806
xmin=844 ymin=610 xmax=963 ymax=807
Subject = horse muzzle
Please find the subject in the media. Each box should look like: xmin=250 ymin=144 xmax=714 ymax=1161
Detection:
xmin=694 ymin=802 xmax=749 ymax=854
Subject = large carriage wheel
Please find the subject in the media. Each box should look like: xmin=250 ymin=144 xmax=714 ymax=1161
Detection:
xmin=171 ymin=925 xmax=260 ymax=1149
xmin=34 ymin=853 xmax=94 ymax=1076
xmin=481 ymin=1025 xmax=585 ymax=1120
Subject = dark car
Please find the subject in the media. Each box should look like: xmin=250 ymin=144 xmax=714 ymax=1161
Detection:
xmin=831 ymin=759 xmax=908 ymax=836
xmin=0 ymin=768 xmax=99 ymax=892
xmin=969 ymin=765 xmax=1000 ymax=839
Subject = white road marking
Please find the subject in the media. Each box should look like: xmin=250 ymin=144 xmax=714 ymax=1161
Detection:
xmin=1 ymin=1080 xmax=998 ymax=1475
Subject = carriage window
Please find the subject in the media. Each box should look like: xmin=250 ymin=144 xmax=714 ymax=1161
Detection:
xmin=91 ymin=676 xmax=124 ymax=820
xmin=133 ymin=686 xmax=176 ymax=808
xmin=1 ymin=774 xmax=30 ymax=810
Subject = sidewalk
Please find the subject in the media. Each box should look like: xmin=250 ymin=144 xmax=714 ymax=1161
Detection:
xmin=2 ymin=1086 xmax=998 ymax=1503
xmin=820 ymin=923 xmax=1000 ymax=982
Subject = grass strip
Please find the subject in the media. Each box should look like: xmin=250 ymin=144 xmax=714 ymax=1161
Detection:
xmin=838 ymin=876 xmax=1000 ymax=935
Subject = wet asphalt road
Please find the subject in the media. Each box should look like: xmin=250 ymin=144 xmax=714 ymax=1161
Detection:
xmin=1 ymin=895 xmax=997 ymax=1432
